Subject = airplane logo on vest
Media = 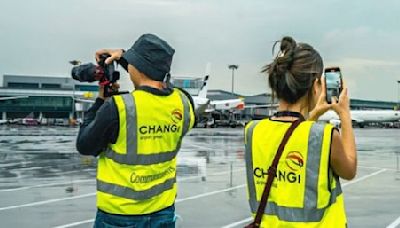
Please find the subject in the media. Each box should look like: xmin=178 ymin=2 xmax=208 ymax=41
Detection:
xmin=285 ymin=151 xmax=304 ymax=172
xmin=253 ymin=151 xmax=304 ymax=184
xmin=171 ymin=109 xmax=183 ymax=123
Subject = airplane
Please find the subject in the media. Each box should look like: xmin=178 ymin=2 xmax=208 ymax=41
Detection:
xmin=73 ymin=87 xmax=212 ymax=114
xmin=74 ymin=97 xmax=95 ymax=104
xmin=191 ymin=75 xmax=245 ymax=113
xmin=319 ymin=110 xmax=400 ymax=128
xmin=211 ymin=98 xmax=245 ymax=111
xmin=191 ymin=75 xmax=212 ymax=113
xmin=0 ymin=96 xmax=29 ymax=101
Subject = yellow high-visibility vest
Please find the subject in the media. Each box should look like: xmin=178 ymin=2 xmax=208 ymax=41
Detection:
xmin=97 ymin=88 xmax=195 ymax=215
xmin=245 ymin=119 xmax=347 ymax=227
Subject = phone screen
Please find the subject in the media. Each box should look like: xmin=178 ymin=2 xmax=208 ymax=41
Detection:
xmin=324 ymin=70 xmax=342 ymax=104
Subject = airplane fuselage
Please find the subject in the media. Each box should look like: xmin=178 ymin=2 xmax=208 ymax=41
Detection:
xmin=319 ymin=110 xmax=400 ymax=124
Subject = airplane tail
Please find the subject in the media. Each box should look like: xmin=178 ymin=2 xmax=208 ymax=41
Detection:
xmin=198 ymin=75 xmax=209 ymax=99
xmin=198 ymin=63 xmax=211 ymax=99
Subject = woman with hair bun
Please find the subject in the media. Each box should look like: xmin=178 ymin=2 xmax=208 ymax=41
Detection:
xmin=244 ymin=36 xmax=356 ymax=227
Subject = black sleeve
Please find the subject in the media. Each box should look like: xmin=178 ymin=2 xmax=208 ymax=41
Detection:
xmin=76 ymin=98 xmax=119 ymax=156
xmin=176 ymin=88 xmax=197 ymax=128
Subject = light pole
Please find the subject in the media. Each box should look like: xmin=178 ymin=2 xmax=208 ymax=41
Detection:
xmin=228 ymin=65 xmax=239 ymax=94
xmin=397 ymin=80 xmax=400 ymax=110
xmin=397 ymin=80 xmax=400 ymax=175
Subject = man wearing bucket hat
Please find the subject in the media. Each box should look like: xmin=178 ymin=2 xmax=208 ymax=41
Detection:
xmin=76 ymin=33 xmax=196 ymax=228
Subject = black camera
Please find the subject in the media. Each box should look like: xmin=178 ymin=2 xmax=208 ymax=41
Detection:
xmin=71 ymin=54 xmax=120 ymax=97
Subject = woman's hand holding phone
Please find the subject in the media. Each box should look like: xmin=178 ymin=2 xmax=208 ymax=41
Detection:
xmin=308 ymin=77 xmax=332 ymax=121
xmin=331 ymin=81 xmax=350 ymax=118
xmin=309 ymin=77 xmax=351 ymax=121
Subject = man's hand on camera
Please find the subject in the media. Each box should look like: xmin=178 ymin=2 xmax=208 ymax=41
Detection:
xmin=95 ymin=49 xmax=124 ymax=65
xmin=98 ymin=85 xmax=106 ymax=100
xmin=98 ymin=83 xmax=120 ymax=100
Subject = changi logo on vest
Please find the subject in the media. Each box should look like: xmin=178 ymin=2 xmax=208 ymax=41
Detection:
xmin=130 ymin=167 xmax=176 ymax=183
xmin=138 ymin=109 xmax=182 ymax=139
xmin=285 ymin=151 xmax=304 ymax=172
xmin=253 ymin=167 xmax=301 ymax=184
xmin=171 ymin=109 xmax=183 ymax=123
xmin=253 ymin=151 xmax=303 ymax=184
xmin=139 ymin=124 xmax=181 ymax=135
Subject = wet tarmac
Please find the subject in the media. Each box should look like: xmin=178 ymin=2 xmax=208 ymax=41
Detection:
xmin=0 ymin=126 xmax=399 ymax=228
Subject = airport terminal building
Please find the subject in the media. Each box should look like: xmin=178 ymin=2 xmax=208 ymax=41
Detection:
xmin=0 ymin=75 xmax=398 ymax=122
xmin=0 ymin=75 xmax=205 ymax=122
xmin=0 ymin=74 xmax=98 ymax=120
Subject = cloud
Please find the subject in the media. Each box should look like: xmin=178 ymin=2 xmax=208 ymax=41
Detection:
xmin=1 ymin=0 xmax=400 ymax=101
xmin=327 ymin=57 xmax=400 ymax=101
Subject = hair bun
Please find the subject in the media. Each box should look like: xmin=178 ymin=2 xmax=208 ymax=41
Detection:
xmin=280 ymin=36 xmax=297 ymax=54
xmin=274 ymin=36 xmax=297 ymax=74
xmin=262 ymin=36 xmax=323 ymax=104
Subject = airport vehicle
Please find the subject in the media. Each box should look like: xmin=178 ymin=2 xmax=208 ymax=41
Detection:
xmin=319 ymin=110 xmax=400 ymax=128
xmin=20 ymin=118 xmax=40 ymax=126
xmin=19 ymin=112 xmax=41 ymax=126
xmin=210 ymin=111 xmax=242 ymax=128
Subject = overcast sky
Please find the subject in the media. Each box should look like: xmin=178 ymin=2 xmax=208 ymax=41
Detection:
xmin=0 ymin=0 xmax=399 ymax=101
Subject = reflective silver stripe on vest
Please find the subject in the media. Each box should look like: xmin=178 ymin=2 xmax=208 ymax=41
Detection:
xmin=97 ymin=177 xmax=176 ymax=201
xmin=180 ymin=92 xmax=191 ymax=137
xmin=249 ymin=185 xmax=343 ymax=222
xmin=245 ymin=120 xmax=259 ymax=214
xmin=104 ymin=91 xmax=191 ymax=165
xmin=246 ymin=122 xmax=343 ymax=222
xmin=304 ymin=123 xmax=324 ymax=209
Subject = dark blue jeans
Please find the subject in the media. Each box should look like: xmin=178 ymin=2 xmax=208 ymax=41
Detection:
xmin=94 ymin=205 xmax=175 ymax=228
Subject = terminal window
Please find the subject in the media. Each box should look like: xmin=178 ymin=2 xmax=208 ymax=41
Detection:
xmin=74 ymin=85 xmax=99 ymax=91
xmin=42 ymin=83 xmax=61 ymax=89
xmin=8 ymin=82 xmax=39 ymax=89
xmin=173 ymin=79 xmax=202 ymax=89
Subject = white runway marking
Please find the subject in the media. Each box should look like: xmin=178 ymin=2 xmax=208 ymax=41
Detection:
xmin=0 ymin=193 xmax=95 ymax=211
xmin=5 ymin=167 xmax=388 ymax=227
xmin=53 ymin=219 xmax=94 ymax=228
xmin=387 ymin=215 xmax=400 ymax=228
xmin=176 ymin=184 xmax=245 ymax=203
xmin=220 ymin=168 xmax=388 ymax=228
xmin=0 ymin=168 xmax=243 ymax=193
xmin=358 ymin=165 xmax=396 ymax=171
xmin=342 ymin=169 xmax=387 ymax=187
xmin=0 ymin=178 xmax=94 ymax=193
xmin=221 ymin=217 xmax=253 ymax=228
xmin=53 ymin=184 xmax=246 ymax=228
xmin=0 ymin=161 xmax=34 ymax=168
xmin=0 ymin=168 xmax=244 ymax=211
